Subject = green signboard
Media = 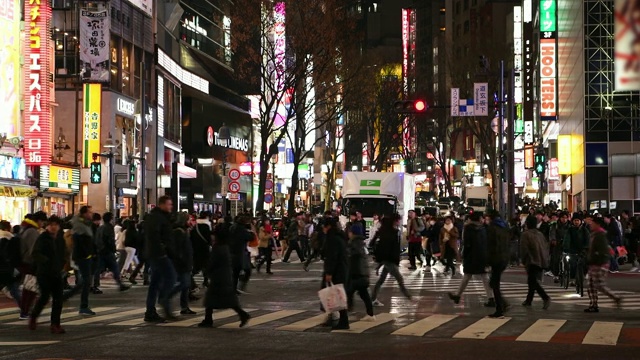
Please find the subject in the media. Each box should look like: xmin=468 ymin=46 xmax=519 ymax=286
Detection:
xmin=540 ymin=0 xmax=556 ymax=32
xmin=360 ymin=180 xmax=381 ymax=187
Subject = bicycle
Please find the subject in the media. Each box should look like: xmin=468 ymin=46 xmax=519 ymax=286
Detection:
xmin=559 ymin=253 xmax=571 ymax=289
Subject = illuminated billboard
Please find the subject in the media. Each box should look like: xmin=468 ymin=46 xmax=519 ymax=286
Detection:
xmin=540 ymin=0 xmax=557 ymax=121
xmin=24 ymin=0 xmax=52 ymax=165
xmin=0 ymin=0 xmax=21 ymax=139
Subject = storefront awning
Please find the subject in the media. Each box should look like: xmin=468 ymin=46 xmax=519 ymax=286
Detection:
xmin=0 ymin=185 xmax=38 ymax=198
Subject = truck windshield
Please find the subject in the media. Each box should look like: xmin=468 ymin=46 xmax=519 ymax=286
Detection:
xmin=342 ymin=198 xmax=396 ymax=218
xmin=467 ymin=198 xmax=487 ymax=207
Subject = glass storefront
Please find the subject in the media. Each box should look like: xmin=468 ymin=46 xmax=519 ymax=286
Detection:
xmin=0 ymin=196 xmax=30 ymax=226
xmin=38 ymin=196 xmax=72 ymax=218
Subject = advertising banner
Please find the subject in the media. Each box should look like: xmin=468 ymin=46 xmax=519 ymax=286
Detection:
xmin=615 ymin=0 xmax=640 ymax=90
xmin=0 ymin=0 xmax=21 ymax=138
xmin=80 ymin=9 xmax=110 ymax=83
xmin=540 ymin=0 xmax=557 ymax=121
xmin=83 ymin=84 xmax=102 ymax=167
xmin=24 ymin=0 xmax=52 ymax=165
xmin=128 ymin=0 xmax=152 ymax=17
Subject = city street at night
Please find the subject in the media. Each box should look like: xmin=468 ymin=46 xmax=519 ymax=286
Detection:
xmin=2 ymin=260 xmax=640 ymax=360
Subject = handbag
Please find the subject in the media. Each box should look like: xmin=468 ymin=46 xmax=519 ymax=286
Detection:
xmin=23 ymin=274 xmax=39 ymax=293
xmin=318 ymin=282 xmax=347 ymax=313
xmin=617 ymin=246 xmax=628 ymax=257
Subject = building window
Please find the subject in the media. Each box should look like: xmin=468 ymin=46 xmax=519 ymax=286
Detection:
xmin=456 ymin=25 xmax=461 ymax=37
xmin=455 ymin=1 xmax=461 ymax=15
xmin=464 ymin=20 xmax=470 ymax=34
xmin=472 ymin=0 xmax=478 ymax=6
xmin=163 ymin=79 xmax=182 ymax=145
xmin=433 ymin=65 xmax=438 ymax=76
xmin=122 ymin=42 xmax=131 ymax=95
xmin=54 ymin=29 xmax=78 ymax=77
xmin=464 ymin=0 xmax=469 ymax=11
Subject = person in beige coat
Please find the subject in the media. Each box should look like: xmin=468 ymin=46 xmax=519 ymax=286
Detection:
xmin=439 ymin=217 xmax=459 ymax=275
xmin=520 ymin=216 xmax=551 ymax=309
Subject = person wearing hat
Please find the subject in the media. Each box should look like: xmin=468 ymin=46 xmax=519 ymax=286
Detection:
xmin=29 ymin=216 xmax=66 ymax=334
xmin=346 ymin=223 xmax=374 ymax=321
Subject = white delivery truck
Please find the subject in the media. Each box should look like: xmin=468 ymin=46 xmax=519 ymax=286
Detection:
xmin=464 ymin=185 xmax=491 ymax=214
xmin=340 ymin=172 xmax=416 ymax=237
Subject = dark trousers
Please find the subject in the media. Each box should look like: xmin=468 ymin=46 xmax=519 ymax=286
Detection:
xmin=525 ymin=265 xmax=549 ymax=303
xmin=32 ymin=275 xmax=63 ymax=326
xmin=283 ymin=239 xmax=305 ymax=262
xmin=130 ymin=255 xmax=148 ymax=282
xmin=76 ymin=258 xmax=93 ymax=309
xmin=256 ymin=247 xmax=272 ymax=273
xmin=233 ymin=262 xmax=252 ymax=292
xmin=299 ymin=236 xmax=310 ymax=259
xmin=146 ymin=257 xmax=177 ymax=314
xmin=490 ymin=263 xmax=507 ymax=313
xmin=347 ymin=284 xmax=374 ymax=316
xmin=408 ymin=242 xmax=422 ymax=268
xmin=444 ymin=250 xmax=456 ymax=275
xmin=173 ymin=271 xmax=191 ymax=310
xmin=204 ymin=306 xmax=248 ymax=322
xmin=93 ymin=253 xmax=122 ymax=287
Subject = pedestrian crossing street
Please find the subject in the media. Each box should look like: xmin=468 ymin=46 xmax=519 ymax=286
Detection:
xmin=0 ymin=305 xmax=638 ymax=346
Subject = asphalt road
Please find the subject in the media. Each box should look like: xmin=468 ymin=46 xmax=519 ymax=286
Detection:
xmin=1 ymin=259 xmax=640 ymax=360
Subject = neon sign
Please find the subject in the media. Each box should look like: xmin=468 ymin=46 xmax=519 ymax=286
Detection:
xmin=24 ymin=0 xmax=52 ymax=165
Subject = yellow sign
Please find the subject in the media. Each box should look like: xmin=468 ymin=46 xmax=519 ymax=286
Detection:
xmin=0 ymin=186 xmax=36 ymax=198
xmin=0 ymin=0 xmax=21 ymax=138
xmin=83 ymin=84 xmax=102 ymax=167
xmin=50 ymin=165 xmax=72 ymax=186
xmin=557 ymin=135 xmax=571 ymax=175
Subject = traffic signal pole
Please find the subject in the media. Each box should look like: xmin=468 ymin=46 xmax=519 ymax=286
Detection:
xmin=498 ymin=60 xmax=505 ymax=217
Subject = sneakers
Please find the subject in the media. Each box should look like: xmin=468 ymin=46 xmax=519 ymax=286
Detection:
xmin=332 ymin=322 xmax=350 ymax=330
xmin=372 ymin=299 xmax=384 ymax=307
xmin=584 ymin=306 xmax=599 ymax=313
xmin=361 ymin=315 xmax=376 ymax=322
xmin=79 ymin=308 xmax=96 ymax=316
xmin=50 ymin=325 xmax=66 ymax=334
xmin=180 ymin=308 xmax=197 ymax=315
xmin=236 ymin=289 xmax=250 ymax=295
xmin=90 ymin=287 xmax=103 ymax=295
xmin=448 ymin=292 xmax=461 ymax=304
xmin=129 ymin=278 xmax=138 ymax=285
xmin=521 ymin=301 xmax=532 ymax=307
xmin=19 ymin=313 xmax=29 ymax=320
xmin=544 ymin=271 xmax=553 ymax=277
xmin=239 ymin=313 xmax=251 ymax=328
xmin=543 ymin=298 xmax=551 ymax=310
xmin=144 ymin=312 xmax=165 ymax=323
xmin=119 ymin=284 xmax=131 ymax=292
xmin=198 ymin=319 xmax=213 ymax=328
xmin=487 ymin=312 xmax=505 ymax=319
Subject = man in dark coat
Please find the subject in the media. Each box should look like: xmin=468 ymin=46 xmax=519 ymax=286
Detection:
xmin=191 ymin=212 xmax=212 ymax=288
xmin=198 ymin=227 xmax=250 ymax=328
xmin=171 ymin=212 xmax=196 ymax=315
xmin=346 ymin=224 xmax=374 ymax=319
xmin=448 ymin=212 xmax=494 ymax=306
xmin=229 ymin=216 xmax=254 ymax=294
xmin=144 ymin=196 xmax=178 ymax=322
xmin=322 ymin=217 xmax=350 ymax=330
xmin=92 ymin=212 xmax=129 ymax=293
xmin=485 ymin=210 xmax=511 ymax=317
xmin=72 ymin=206 xmax=97 ymax=316
xmin=29 ymin=216 xmax=66 ymax=334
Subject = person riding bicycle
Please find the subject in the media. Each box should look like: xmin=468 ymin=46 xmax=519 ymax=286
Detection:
xmin=563 ymin=214 xmax=590 ymax=285
xmin=549 ymin=212 xmax=570 ymax=282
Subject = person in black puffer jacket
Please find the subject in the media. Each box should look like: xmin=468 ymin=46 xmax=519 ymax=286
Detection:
xmin=370 ymin=214 xmax=412 ymax=306
xmin=92 ymin=212 xmax=129 ymax=293
xmin=228 ymin=216 xmax=254 ymax=293
xmin=346 ymin=224 xmax=374 ymax=319
xmin=170 ymin=212 xmax=196 ymax=315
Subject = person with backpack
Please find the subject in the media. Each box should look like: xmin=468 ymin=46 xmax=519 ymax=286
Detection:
xmin=92 ymin=212 xmax=130 ymax=294
xmin=485 ymin=210 xmax=512 ymax=318
xmin=282 ymin=213 xmax=305 ymax=263
xmin=0 ymin=220 xmax=21 ymax=308
xmin=407 ymin=210 xmax=426 ymax=270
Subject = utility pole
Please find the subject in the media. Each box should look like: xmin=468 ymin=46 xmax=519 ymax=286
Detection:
xmin=498 ymin=60 xmax=505 ymax=217
xmin=507 ymin=68 xmax=516 ymax=219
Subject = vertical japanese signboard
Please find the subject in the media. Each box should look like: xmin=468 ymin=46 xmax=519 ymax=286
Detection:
xmin=0 ymin=0 xmax=21 ymax=139
xmin=83 ymin=84 xmax=102 ymax=167
xmin=80 ymin=8 xmax=110 ymax=82
xmin=24 ymin=0 xmax=52 ymax=166
xmin=473 ymin=83 xmax=488 ymax=116
xmin=540 ymin=0 xmax=557 ymax=121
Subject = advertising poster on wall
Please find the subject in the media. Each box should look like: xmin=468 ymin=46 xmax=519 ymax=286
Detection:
xmin=0 ymin=0 xmax=20 ymax=138
xmin=615 ymin=0 xmax=640 ymax=90
xmin=80 ymin=9 xmax=110 ymax=82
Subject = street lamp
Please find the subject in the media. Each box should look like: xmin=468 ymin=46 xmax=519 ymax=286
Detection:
xmin=54 ymin=127 xmax=71 ymax=160
xmin=103 ymin=133 xmax=117 ymax=214
xmin=218 ymin=123 xmax=231 ymax=216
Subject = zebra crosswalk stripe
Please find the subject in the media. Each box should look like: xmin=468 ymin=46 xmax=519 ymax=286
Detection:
xmin=453 ymin=317 xmax=511 ymax=339
xmin=64 ymin=308 xmax=146 ymax=326
xmin=582 ymin=321 xmax=623 ymax=346
xmin=391 ymin=314 xmax=458 ymax=337
xmin=516 ymin=319 xmax=566 ymax=342
xmin=332 ymin=313 xmax=398 ymax=334
xmin=220 ymin=310 xmax=304 ymax=329
xmin=277 ymin=313 xmax=328 ymax=332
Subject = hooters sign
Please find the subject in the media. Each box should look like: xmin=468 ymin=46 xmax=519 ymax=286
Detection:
xmin=540 ymin=0 xmax=557 ymax=121
xmin=24 ymin=0 xmax=52 ymax=165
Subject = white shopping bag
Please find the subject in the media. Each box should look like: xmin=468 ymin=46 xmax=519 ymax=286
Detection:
xmin=23 ymin=274 xmax=39 ymax=294
xmin=318 ymin=282 xmax=348 ymax=313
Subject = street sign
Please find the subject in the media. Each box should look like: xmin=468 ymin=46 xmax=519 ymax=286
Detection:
xmin=264 ymin=193 xmax=273 ymax=203
xmin=116 ymin=203 xmax=125 ymax=209
xmin=228 ymin=168 xmax=241 ymax=181
xmin=115 ymin=173 xmax=134 ymax=189
xmin=265 ymin=180 xmax=274 ymax=191
xmin=227 ymin=193 xmax=240 ymax=200
xmin=228 ymin=181 xmax=241 ymax=193
xmin=221 ymin=176 xmax=228 ymax=196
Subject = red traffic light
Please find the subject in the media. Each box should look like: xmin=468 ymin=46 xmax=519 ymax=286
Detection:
xmin=393 ymin=100 xmax=428 ymax=113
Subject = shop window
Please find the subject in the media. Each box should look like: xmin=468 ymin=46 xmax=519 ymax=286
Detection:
xmin=110 ymin=37 xmax=120 ymax=92
xmin=122 ymin=42 xmax=132 ymax=96
xmin=76 ymin=184 xmax=89 ymax=208
xmin=585 ymin=143 xmax=608 ymax=166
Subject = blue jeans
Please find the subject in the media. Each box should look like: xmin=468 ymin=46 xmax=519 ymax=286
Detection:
xmin=145 ymin=257 xmax=177 ymax=314
xmin=76 ymin=258 xmax=93 ymax=309
xmin=172 ymin=271 xmax=191 ymax=310
xmin=93 ymin=253 xmax=123 ymax=287
xmin=2 ymin=280 xmax=21 ymax=307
